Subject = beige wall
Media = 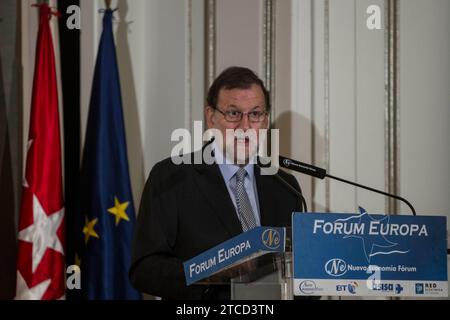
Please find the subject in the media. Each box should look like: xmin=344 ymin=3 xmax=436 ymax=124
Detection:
xmin=19 ymin=0 xmax=450 ymax=299
xmin=399 ymin=0 xmax=450 ymax=216
xmin=216 ymin=0 xmax=265 ymax=77
xmin=21 ymin=0 xmax=449 ymax=248
xmin=79 ymin=0 xmax=206 ymax=207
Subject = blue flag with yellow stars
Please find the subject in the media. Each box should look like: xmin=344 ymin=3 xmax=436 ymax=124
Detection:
xmin=76 ymin=9 xmax=141 ymax=300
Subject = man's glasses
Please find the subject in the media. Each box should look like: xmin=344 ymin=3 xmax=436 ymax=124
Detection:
xmin=214 ymin=108 xmax=268 ymax=123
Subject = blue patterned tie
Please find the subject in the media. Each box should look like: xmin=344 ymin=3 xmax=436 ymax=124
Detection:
xmin=232 ymin=168 xmax=258 ymax=232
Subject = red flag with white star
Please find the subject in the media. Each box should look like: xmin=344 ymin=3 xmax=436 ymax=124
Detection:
xmin=15 ymin=4 xmax=65 ymax=300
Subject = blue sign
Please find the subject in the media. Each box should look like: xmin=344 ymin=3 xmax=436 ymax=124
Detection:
xmin=292 ymin=208 xmax=448 ymax=297
xmin=184 ymin=227 xmax=285 ymax=285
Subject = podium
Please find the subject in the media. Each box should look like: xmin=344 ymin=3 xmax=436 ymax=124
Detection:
xmin=230 ymin=252 xmax=294 ymax=300
xmin=183 ymin=227 xmax=295 ymax=300
xmin=184 ymin=212 xmax=448 ymax=299
xmin=192 ymin=252 xmax=294 ymax=300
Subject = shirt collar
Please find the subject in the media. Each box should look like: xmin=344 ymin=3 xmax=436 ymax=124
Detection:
xmin=213 ymin=141 xmax=255 ymax=182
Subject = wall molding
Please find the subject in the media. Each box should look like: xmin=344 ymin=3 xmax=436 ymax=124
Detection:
xmin=263 ymin=0 xmax=275 ymax=119
xmin=385 ymin=0 xmax=399 ymax=214
xmin=185 ymin=0 xmax=193 ymax=130
xmin=324 ymin=0 xmax=330 ymax=212
xmin=205 ymin=0 xmax=216 ymax=93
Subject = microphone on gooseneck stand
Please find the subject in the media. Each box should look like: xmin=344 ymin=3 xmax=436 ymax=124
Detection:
xmin=257 ymin=161 xmax=308 ymax=212
xmin=278 ymin=155 xmax=417 ymax=216
xmin=272 ymin=172 xmax=308 ymax=213
xmin=278 ymin=155 xmax=450 ymax=255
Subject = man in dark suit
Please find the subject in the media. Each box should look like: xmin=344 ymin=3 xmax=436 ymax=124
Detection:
xmin=129 ymin=67 xmax=304 ymax=299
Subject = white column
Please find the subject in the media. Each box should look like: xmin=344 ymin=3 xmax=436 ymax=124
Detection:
xmin=215 ymin=0 xmax=265 ymax=77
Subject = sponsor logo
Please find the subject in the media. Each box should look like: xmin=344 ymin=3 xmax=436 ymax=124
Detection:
xmin=414 ymin=282 xmax=443 ymax=295
xmin=325 ymin=258 xmax=347 ymax=277
xmin=369 ymin=282 xmax=404 ymax=294
xmin=395 ymin=284 xmax=404 ymax=294
xmin=425 ymin=282 xmax=437 ymax=289
xmin=415 ymin=283 xmax=424 ymax=294
xmin=299 ymin=280 xmax=323 ymax=295
xmin=261 ymin=229 xmax=281 ymax=250
xmin=348 ymin=282 xmax=358 ymax=294
xmin=336 ymin=282 xmax=358 ymax=294
xmin=371 ymin=283 xmax=394 ymax=292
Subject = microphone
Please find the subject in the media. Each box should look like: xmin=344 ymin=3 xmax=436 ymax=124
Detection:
xmin=278 ymin=156 xmax=450 ymax=255
xmin=278 ymin=155 xmax=417 ymax=216
xmin=279 ymin=156 xmax=326 ymax=179
xmin=257 ymin=162 xmax=308 ymax=212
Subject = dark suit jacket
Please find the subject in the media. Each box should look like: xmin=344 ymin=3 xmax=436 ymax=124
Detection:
xmin=129 ymin=148 xmax=304 ymax=300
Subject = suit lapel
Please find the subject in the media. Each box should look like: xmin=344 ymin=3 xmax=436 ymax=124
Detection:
xmin=193 ymin=162 xmax=243 ymax=237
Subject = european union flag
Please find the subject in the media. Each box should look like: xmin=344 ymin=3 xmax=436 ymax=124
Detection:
xmin=76 ymin=9 xmax=141 ymax=300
